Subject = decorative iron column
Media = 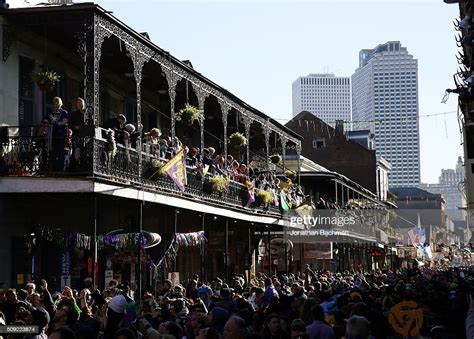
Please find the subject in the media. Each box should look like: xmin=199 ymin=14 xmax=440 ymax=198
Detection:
xmin=94 ymin=16 xmax=112 ymax=127
xmin=221 ymin=102 xmax=230 ymax=161
xmin=196 ymin=87 xmax=207 ymax=161
xmin=75 ymin=13 xmax=94 ymax=125
xmin=264 ymin=119 xmax=271 ymax=170
xmin=296 ymin=141 xmax=302 ymax=185
xmin=243 ymin=114 xmax=252 ymax=165
xmin=164 ymin=69 xmax=180 ymax=145
xmin=89 ymin=16 xmax=112 ymax=175
xmin=281 ymin=136 xmax=288 ymax=174
xmin=126 ymin=46 xmax=149 ymax=178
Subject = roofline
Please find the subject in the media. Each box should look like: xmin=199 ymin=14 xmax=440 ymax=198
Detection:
xmin=299 ymin=171 xmax=377 ymax=199
xmin=1 ymin=3 xmax=301 ymax=140
xmin=287 ymin=111 xmax=375 ymax=154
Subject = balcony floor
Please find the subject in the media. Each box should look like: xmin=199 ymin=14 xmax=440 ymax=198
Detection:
xmin=0 ymin=176 xmax=298 ymax=227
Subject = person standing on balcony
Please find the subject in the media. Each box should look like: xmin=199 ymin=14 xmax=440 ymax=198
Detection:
xmin=213 ymin=154 xmax=226 ymax=175
xmin=187 ymin=147 xmax=200 ymax=168
xmin=68 ymin=97 xmax=86 ymax=169
xmin=146 ymin=127 xmax=161 ymax=157
xmin=103 ymin=114 xmax=127 ymax=144
xmin=43 ymin=96 xmax=69 ymax=172
xmin=203 ymin=147 xmax=215 ymax=167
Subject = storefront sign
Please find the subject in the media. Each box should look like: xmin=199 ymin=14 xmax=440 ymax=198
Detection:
xmin=16 ymin=274 xmax=24 ymax=285
xmin=105 ymin=270 xmax=113 ymax=286
xmin=60 ymin=251 xmax=71 ymax=276
xmin=60 ymin=275 xmax=71 ymax=291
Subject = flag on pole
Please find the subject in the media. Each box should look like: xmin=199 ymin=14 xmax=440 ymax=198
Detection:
xmin=161 ymin=149 xmax=187 ymax=192
xmin=407 ymin=227 xmax=419 ymax=248
xmin=423 ymin=244 xmax=433 ymax=259
xmin=418 ymin=228 xmax=426 ymax=245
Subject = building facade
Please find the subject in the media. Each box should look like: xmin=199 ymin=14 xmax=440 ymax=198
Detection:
xmin=291 ymin=73 xmax=351 ymax=127
xmin=286 ymin=111 xmax=377 ymax=194
xmin=420 ymin=156 xmax=466 ymax=222
xmin=351 ymin=41 xmax=420 ymax=188
xmin=445 ymin=0 xmax=474 ymax=220
xmin=391 ymin=187 xmax=459 ymax=249
xmin=0 ymin=2 xmax=305 ymax=290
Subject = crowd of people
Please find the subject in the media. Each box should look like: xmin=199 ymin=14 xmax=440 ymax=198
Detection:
xmin=1 ymin=266 xmax=474 ymax=339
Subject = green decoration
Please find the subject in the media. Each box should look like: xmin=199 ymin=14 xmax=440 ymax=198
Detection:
xmin=229 ymin=132 xmax=247 ymax=147
xmin=31 ymin=70 xmax=60 ymax=92
xmin=176 ymin=103 xmax=204 ymax=124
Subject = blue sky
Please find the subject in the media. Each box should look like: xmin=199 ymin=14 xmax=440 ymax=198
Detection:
xmin=92 ymin=0 xmax=462 ymax=184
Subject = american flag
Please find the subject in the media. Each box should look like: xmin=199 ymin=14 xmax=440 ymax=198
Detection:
xmin=407 ymin=227 xmax=419 ymax=248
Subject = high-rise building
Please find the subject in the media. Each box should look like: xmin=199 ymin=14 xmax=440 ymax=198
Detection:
xmin=351 ymin=41 xmax=420 ymax=188
xmin=420 ymin=157 xmax=466 ymax=222
xmin=292 ymin=73 xmax=351 ymax=126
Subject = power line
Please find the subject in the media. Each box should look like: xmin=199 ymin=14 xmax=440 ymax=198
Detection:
xmin=274 ymin=110 xmax=457 ymax=124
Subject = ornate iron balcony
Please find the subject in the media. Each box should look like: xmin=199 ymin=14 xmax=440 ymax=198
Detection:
xmin=0 ymin=126 xmax=281 ymax=217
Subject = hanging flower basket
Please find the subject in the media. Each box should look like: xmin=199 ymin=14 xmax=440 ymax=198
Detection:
xmin=31 ymin=70 xmax=60 ymax=92
xmin=229 ymin=132 xmax=247 ymax=147
xmin=208 ymin=175 xmax=229 ymax=193
xmin=175 ymin=103 xmax=204 ymax=125
xmin=256 ymin=190 xmax=273 ymax=208
xmin=148 ymin=159 xmax=167 ymax=179
xmin=270 ymin=154 xmax=282 ymax=164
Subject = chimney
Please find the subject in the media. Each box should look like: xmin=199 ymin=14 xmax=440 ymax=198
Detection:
xmin=335 ymin=119 xmax=344 ymax=134
xmin=140 ymin=32 xmax=150 ymax=40
xmin=48 ymin=0 xmax=73 ymax=3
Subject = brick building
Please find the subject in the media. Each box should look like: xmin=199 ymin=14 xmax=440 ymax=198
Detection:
xmin=286 ymin=111 xmax=377 ymax=194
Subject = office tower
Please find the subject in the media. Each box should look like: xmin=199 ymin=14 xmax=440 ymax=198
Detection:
xmin=352 ymin=41 xmax=419 ymax=188
xmin=292 ymin=73 xmax=351 ymax=126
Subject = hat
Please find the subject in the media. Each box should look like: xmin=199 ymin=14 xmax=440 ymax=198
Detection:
xmin=109 ymin=295 xmax=127 ymax=314
xmin=204 ymin=147 xmax=215 ymax=155
xmin=124 ymin=124 xmax=135 ymax=133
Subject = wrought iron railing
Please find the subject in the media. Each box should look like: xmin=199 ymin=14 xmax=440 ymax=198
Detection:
xmin=0 ymin=126 xmax=282 ymax=216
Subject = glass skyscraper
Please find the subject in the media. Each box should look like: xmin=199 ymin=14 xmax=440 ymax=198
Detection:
xmin=352 ymin=41 xmax=420 ymax=188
